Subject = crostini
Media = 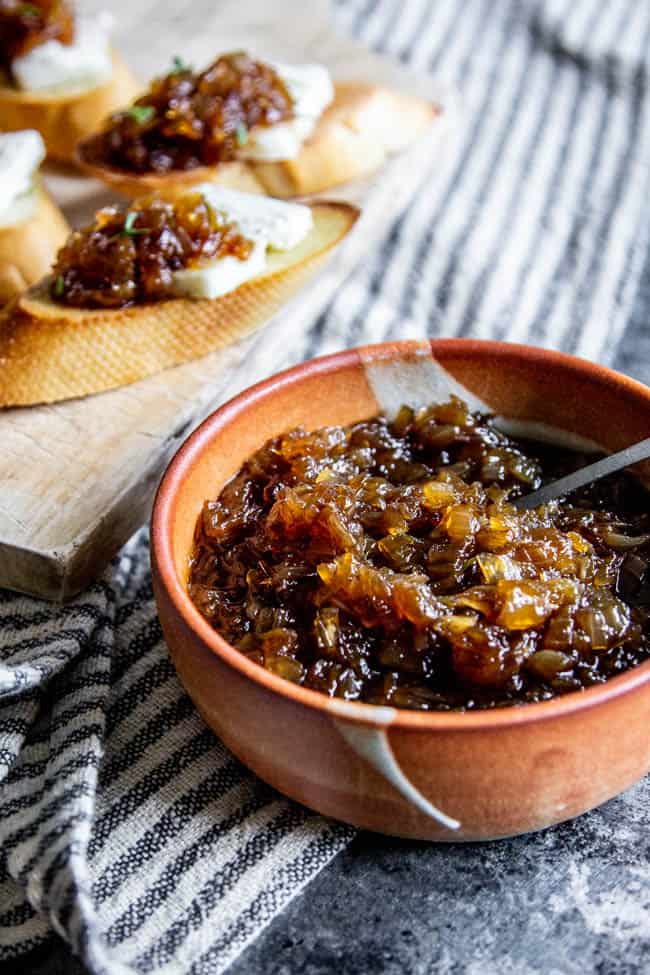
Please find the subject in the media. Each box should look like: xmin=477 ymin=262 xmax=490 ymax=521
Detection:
xmin=0 ymin=185 xmax=358 ymax=406
xmin=0 ymin=129 xmax=69 ymax=305
xmin=76 ymin=51 xmax=439 ymax=198
xmin=0 ymin=0 xmax=139 ymax=162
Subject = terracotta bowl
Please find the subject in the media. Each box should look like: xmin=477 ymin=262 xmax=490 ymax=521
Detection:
xmin=151 ymin=339 xmax=650 ymax=841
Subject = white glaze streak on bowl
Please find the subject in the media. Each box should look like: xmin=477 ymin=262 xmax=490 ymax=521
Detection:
xmin=360 ymin=342 xmax=490 ymax=417
xmin=326 ymin=701 xmax=460 ymax=831
xmin=333 ymin=717 xmax=461 ymax=830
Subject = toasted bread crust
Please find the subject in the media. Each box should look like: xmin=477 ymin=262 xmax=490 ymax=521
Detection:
xmin=77 ymin=82 xmax=439 ymax=199
xmin=0 ymin=51 xmax=140 ymax=163
xmin=0 ymin=202 xmax=358 ymax=407
xmin=0 ymin=265 xmax=26 ymax=307
xmin=74 ymin=156 xmax=266 ymax=198
xmin=0 ymin=184 xmax=70 ymax=304
xmin=253 ymin=83 xmax=439 ymax=197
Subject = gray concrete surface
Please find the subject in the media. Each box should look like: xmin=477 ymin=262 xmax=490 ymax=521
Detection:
xmin=228 ymin=779 xmax=650 ymax=975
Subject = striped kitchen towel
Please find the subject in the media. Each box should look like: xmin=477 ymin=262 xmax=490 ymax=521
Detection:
xmin=286 ymin=0 xmax=650 ymax=378
xmin=2 ymin=0 xmax=650 ymax=973
xmin=0 ymin=530 xmax=354 ymax=974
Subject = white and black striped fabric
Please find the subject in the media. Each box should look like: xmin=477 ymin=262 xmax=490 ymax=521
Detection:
xmin=287 ymin=0 xmax=650 ymax=375
xmin=0 ymin=531 xmax=354 ymax=974
xmin=2 ymin=1 xmax=650 ymax=972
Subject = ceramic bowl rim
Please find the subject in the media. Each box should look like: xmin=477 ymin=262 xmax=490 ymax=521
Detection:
xmin=151 ymin=338 xmax=650 ymax=730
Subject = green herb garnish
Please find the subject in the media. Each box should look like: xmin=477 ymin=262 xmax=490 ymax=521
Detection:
xmin=235 ymin=122 xmax=248 ymax=147
xmin=121 ymin=211 xmax=150 ymax=236
xmin=18 ymin=3 xmax=41 ymax=17
xmin=53 ymin=274 xmax=64 ymax=298
xmin=171 ymin=55 xmax=191 ymax=74
xmin=126 ymin=105 xmax=155 ymax=125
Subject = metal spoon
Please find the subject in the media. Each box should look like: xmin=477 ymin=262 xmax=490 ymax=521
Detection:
xmin=513 ymin=435 xmax=650 ymax=607
xmin=513 ymin=435 xmax=650 ymax=511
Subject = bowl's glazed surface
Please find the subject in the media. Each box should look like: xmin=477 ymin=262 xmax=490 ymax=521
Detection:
xmin=151 ymin=340 xmax=650 ymax=840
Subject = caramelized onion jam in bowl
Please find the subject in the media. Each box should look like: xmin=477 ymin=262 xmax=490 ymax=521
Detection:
xmin=151 ymin=340 xmax=650 ymax=841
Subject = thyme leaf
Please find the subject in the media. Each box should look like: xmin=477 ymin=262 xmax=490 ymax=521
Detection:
xmin=121 ymin=211 xmax=150 ymax=236
xmin=235 ymin=122 xmax=248 ymax=147
xmin=126 ymin=105 xmax=155 ymax=125
xmin=171 ymin=55 xmax=191 ymax=74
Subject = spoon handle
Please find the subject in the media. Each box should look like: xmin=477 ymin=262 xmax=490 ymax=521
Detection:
xmin=514 ymin=435 xmax=650 ymax=511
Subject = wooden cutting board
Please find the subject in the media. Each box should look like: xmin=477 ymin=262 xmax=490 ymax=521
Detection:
xmin=0 ymin=0 xmax=454 ymax=600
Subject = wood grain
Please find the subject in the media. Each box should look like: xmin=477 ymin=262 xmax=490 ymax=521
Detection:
xmin=0 ymin=0 xmax=455 ymax=599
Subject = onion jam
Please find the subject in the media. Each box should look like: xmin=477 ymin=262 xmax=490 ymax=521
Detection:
xmin=0 ymin=0 xmax=74 ymax=77
xmin=79 ymin=52 xmax=294 ymax=174
xmin=188 ymin=398 xmax=650 ymax=711
xmin=50 ymin=193 xmax=253 ymax=309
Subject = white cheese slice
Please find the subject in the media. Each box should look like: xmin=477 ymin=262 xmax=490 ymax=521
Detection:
xmin=12 ymin=12 xmax=114 ymax=94
xmin=170 ymin=188 xmax=313 ymax=300
xmin=0 ymin=130 xmax=45 ymax=227
xmin=238 ymin=62 xmax=334 ymax=162
xmin=197 ymin=185 xmax=313 ymax=251
xmin=276 ymin=62 xmax=335 ymax=119
xmin=236 ymin=116 xmax=314 ymax=163
xmin=169 ymin=239 xmax=267 ymax=300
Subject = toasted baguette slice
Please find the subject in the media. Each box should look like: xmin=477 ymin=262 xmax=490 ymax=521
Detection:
xmin=0 ymin=202 xmax=357 ymax=408
xmin=77 ymin=83 xmax=439 ymax=199
xmin=0 ymin=51 xmax=139 ymax=163
xmin=0 ymin=265 xmax=26 ymax=307
xmin=0 ymin=183 xmax=70 ymax=305
xmin=75 ymin=157 xmax=266 ymax=199
xmin=253 ymin=83 xmax=439 ymax=197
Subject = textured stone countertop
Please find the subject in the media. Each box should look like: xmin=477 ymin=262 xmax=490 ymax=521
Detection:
xmin=227 ymin=779 xmax=650 ymax=975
